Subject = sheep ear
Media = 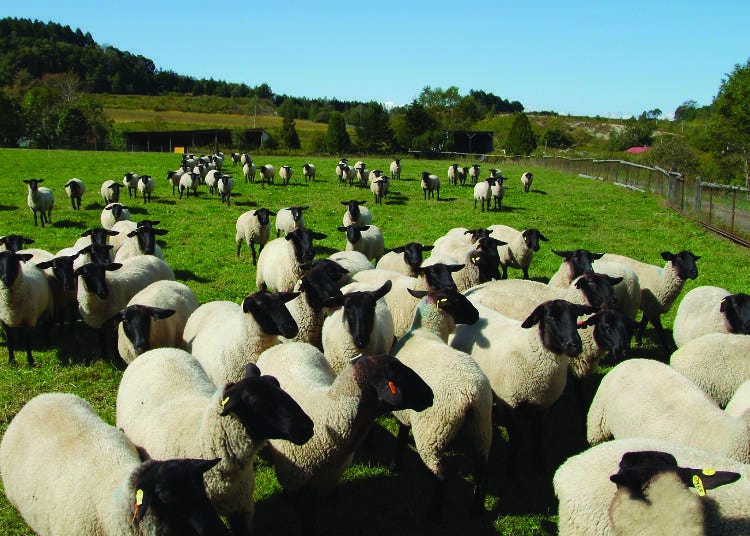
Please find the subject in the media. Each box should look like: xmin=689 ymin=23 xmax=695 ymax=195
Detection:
xmin=392 ymin=246 xmax=405 ymax=253
xmin=151 ymin=308 xmax=175 ymax=320
xmin=552 ymin=249 xmax=570 ymax=258
xmin=104 ymin=205 xmax=113 ymax=211
xmin=373 ymin=280 xmax=392 ymax=300
xmin=300 ymin=206 xmax=309 ymax=211
xmin=243 ymin=363 xmax=261 ymax=378
xmin=407 ymin=288 xmax=428 ymax=299
xmin=105 ymin=263 xmax=123 ymax=272
xmin=81 ymin=229 xmax=93 ymax=237
xmin=268 ymin=211 xmax=277 ymax=216
xmin=153 ymin=229 xmax=169 ymax=236
xmin=312 ymin=232 xmax=327 ymax=240
xmin=127 ymin=230 xmax=138 ymax=238
xmin=279 ymin=291 xmax=301 ymax=303
xmin=106 ymin=230 xmax=119 ymax=236
xmin=422 ymin=245 xmax=434 ymax=251
xmin=607 ymin=275 xmax=624 ymax=286
xmin=16 ymin=253 xmax=32 ymax=263
xmin=358 ymin=200 xmax=366 ymax=205
xmin=521 ymin=304 xmax=544 ymax=328
xmin=35 ymin=259 xmax=53 ymax=269
xmin=340 ymin=201 xmax=349 ymax=206
xmin=22 ymin=179 xmax=30 ymax=184
xmin=337 ymin=226 xmax=347 ymax=232
xmin=322 ymin=294 xmax=345 ymax=308
xmin=592 ymin=252 xmax=605 ymax=259
xmin=577 ymin=313 xmax=599 ymax=328
xmin=675 ymin=467 xmax=742 ymax=491
xmin=575 ymin=304 xmax=599 ymax=317
xmin=359 ymin=226 xmax=370 ymax=231
xmin=538 ymin=233 xmax=550 ymax=242
xmin=660 ymin=251 xmax=674 ymax=261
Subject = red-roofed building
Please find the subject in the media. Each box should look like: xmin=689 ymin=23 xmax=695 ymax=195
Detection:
xmin=625 ymin=146 xmax=650 ymax=154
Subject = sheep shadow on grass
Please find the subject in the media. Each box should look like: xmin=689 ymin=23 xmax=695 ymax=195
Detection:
xmin=128 ymin=206 xmax=149 ymax=215
xmin=234 ymin=200 xmax=259 ymax=208
xmin=154 ymin=199 xmax=176 ymax=206
xmin=530 ymin=189 xmax=547 ymax=195
xmin=313 ymin=245 xmax=340 ymax=257
xmin=0 ymin=204 xmax=18 ymax=211
xmin=173 ymin=269 xmax=211 ymax=284
xmin=52 ymin=219 xmax=87 ymax=229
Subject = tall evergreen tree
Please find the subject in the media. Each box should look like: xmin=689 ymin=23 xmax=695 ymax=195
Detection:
xmin=280 ymin=108 xmax=300 ymax=149
xmin=325 ymin=111 xmax=350 ymax=154
xmin=505 ymin=113 xmax=537 ymax=156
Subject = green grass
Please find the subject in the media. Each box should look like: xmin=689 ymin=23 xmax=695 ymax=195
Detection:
xmin=1 ymin=148 xmax=748 ymax=535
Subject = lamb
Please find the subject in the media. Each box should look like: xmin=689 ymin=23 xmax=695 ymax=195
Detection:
xmin=256 ymin=344 xmax=433 ymax=534
xmin=597 ymin=251 xmax=700 ymax=351
xmin=421 ymin=171 xmax=440 ymax=200
xmin=320 ymin=280 xmax=394 ymax=373
xmin=275 ymin=205 xmax=308 ymax=237
xmin=184 ymin=289 xmax=300 ymax=385
xmin=255 ymin=228 xmax=326 ymax=292
xmin=166 ymin=167 xmax=185 ymax=195
xmin=468 ymin=164 xmax=480 ymax=184
xmin=670 ymin=332 xmax=750 ymax=408
xmin=116 ymin=349 xmax=314 ymax=535
xmin=122 ymin=172 xmax=139 ymax=198
xmin=521 ymin=171 xmax=534 ymax=192
xmin=100 ymin=202 xmax=130 ymax=230
xmin=64 ymin=178 xmax=85 ymax=210
xmin=554 ymin=437 xmax=750 ymax=536
xmin=0 ymin=392 xmax=228 ymax=536
xmin=473 ymin=177 xmax=493 ymax=211
xmin=23 ymin=179 xmax=54 ymax=227
xmin=302 ymin=163 xmax=316 ymax=182
xmin=178 ymin=170 xmax=199 ymax=198
xmin=114 ymin=280 xmax=199 ymax=363
xmin=376 ymin=242 xmax=435 ymax=277
xmin=488 ymin=224 xmax=549 ymax=279
xmin=548 ymin=248 xmax=604 ymax=287
xmin=137 ymin=174 xmax=155 ymax=203
xmin=390 ymin=287 xmax=492 ymax=515
xmin=0 ymin=250 xmax=53 ymax=366
xmin=673 ymin=286 xmax=750 ymax=347
xmin=491 ymin=174 xmax=505 ymax=210
xmin=341 ymin=199 xmax=373 ymax=227
xmin=390 ymin=158 xmax=401 ymax=180
xmin=242 ymin=158 xmax=257 ymax=183
xmin=258 ymin=164 xmax=275 ymax=186
xmin=279 ymin=165 xmax=293 ymax=185
xmin=586 ymin=358 xmax=750 ymax=463
xmin=337 ymin=224 xmax=385 ymax=262
xmin=217 ymin=174 xmax=234 ymax=206
xmin=113 ymin=219 xmax=167 ymax=261
xmin=370 ymin=178 xmax=387 ymax=205
xmin=100 ymin=179 xmax=121 ymax=204
xmin=235 ymin=208 xmax=276 ymax=265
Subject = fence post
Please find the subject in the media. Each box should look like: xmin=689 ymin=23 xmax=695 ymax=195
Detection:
xmin=709 ymin=188 xmax=713 ymax=225
xmin=731 ymin=188 xmax=737 ymax=233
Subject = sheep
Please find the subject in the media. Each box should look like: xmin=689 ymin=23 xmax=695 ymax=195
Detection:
xmin=100 ymin=202 xmax=130 ymax=230
xmin=421 ymin=171 xmax=440 ymax=200
xmin=0 ymin=392 xmax=228 ymax=536
xmin=178 ymin=170 xmax=199 ymax=199
xmin=468 ymin=164 xmax=480 ymax=184
xmin=432 ymin=227 xmax=492 ymax=249
xmin=100 ymin=179 xmax=121 ymax=204
xmin=64 ymin=177 xmax=85 ymax=210
xmin=521 ymin=171 xmax=534 ymax=192
xmin=302 ymin=163 xmax=316 ymax=182
xmin=204 ymin=169 xmax=221 ymax=195
xmin=491 ymin=174 xmax=505 ymax=210
xmin=554 ymin=437 xmax=750 ymax=536
xmin=370 ymin=178 xmax=387 ymax=205
xmin=240 ymin=152 xmax=251 ymax=166
xmin=341 ymin=199 xmax=373 ymax=227
xmin=35 ymin=251 xmax=81 ymax=327
xmin=256 ymin=228 xmax=326 ymax=292
xmin=0 ymin=234 xmax=34 ymax=252
xmin=23 ymin=179 xmax=54 ymax=227
xmin=335 ymin=160 xmax=348 ymax=184
xmin=590 ymin=258 xmax=643 ymax=319
xmin=116 ymin=349 xmax=314 ymax=534
xmin=586 ymin=358 xmax=750 ymax=463
xmin=279 ymin=165 xmax=293 ymax=185
xmin=425 ymin=236 xmax=505 ymax=293
xmin=275 ymin=205 xmax=308 ymax=238
xmin=166 ymin=167 xmax=185 ymax=195
xmin=137 ymin=174 xmax=154 ymax=203
xmin=114 ymin=280 xmax=199 ymax=363
xmin=328 ymin=250 xmax=373 ymax=281
xmin=256 ymin=344 xmax=433 ymax=533
xmin=0 ymin=250 xmax=53 ymax=366
xmin=473 ymin=177 xmax=493 ymax=211
xmin=320 ymin=280 xmax=394 ymax=373
xmin=597 ymin=251 xmax=700 ymax=352
xmin=122 ymin=172 xmax=139 ymax=198
xmin=213 ymin=151 xmax=224 ymax=171
xmin=337 ymin=223 xmax=385 ymax=262
xmin=242 ymin=158 xmax=257 ymax=183
xmin=184 ymin=289 xmax=300 ymax=385
xmin=376 ymin=242 xmax=435 ymax=277
xmin=673 ymin=286 xmax=750 ymax=347
xmin=548 ymin=248 xmax=604 ymax=287
xmin=390 ymin=287 xmax=492 ymax=515
xmin=354 ymin=165 xmax=369 ymax=188
xmin=390 ymin=158 xmax=401 ymax=180
xmin=231 ymin=152 xmax=241 ymax=166
xmin=217 ymin=174 xmax=234 ymax=206
xmin=236 ymin=208 xmax=276 ymax=265
xmin=447 ymin=163 xmax=460 ymax=186
xmin=670 ymin=332 xmax=750 ymax=408
xmin=113 ymin=219 xmax=167 ymax=262
xmin=258 ymin=164 xmax=275 ymax=186
xmin=450 ymin=300 xmax=598 ymax=473
xmin=108 ymin=219 xmax=137 ymax=257
xmin=488 ymin=224 xmax=549 ymax=279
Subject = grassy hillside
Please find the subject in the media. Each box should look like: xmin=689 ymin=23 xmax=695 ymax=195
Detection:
xmin=1 ymin=149 xmax=748 ymax=535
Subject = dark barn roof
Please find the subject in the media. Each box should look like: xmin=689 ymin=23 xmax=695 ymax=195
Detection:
xmin=123 ymin=128 xmax=268 ymax=152
xmin=447 ymin=131 xmax=494 ymax=155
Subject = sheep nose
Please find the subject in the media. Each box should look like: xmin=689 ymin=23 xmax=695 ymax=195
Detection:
xmin=564 ymin=340 xmax=582 ymax=357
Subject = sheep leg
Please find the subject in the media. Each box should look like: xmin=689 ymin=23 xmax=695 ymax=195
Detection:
xmin=3 ymin=322 xmax=17 ymax=366
xmin=522 ymin=267 xmax=530 ymax=280
xmin=388 ymin=422 xmax=411 ymax=472
xmin=634 ymin=315 xmax=649 ymax=346
xmin=250 ymin=244 xmax=259 ymax=266
xmin=291 ymin=489 xmax=320 ymax=536
xmin=426 ymin=463 xmax=447 ymax=519
xmin=227 ymin=512 xmax=253 ymax=536
xmin=650 ymin=315 xmax=674 ymax=357
xmin=21 ymin=326 xmax=34 ymax=367
xmin=70 ymin=198 xmax=76 ymax=210
xmin=470 ymin=453 xmax=488 ymax=515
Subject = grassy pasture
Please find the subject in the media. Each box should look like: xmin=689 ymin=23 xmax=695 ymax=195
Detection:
xmin=0 ymin=148 xmax=748 ymax=535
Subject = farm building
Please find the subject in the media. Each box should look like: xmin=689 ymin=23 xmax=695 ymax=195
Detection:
xmin=447 ymin=130 xmax=494 ymax=155
xmin=123 ymin=128 xmax=269 ymax=152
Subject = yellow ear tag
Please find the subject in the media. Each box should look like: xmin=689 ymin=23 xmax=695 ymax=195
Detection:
xmin=221 ymin=397 xmax=230 ymax=408
xmin=692 ymin=475 xmax=706 ymax=496
xmin=702 ymin=468 xmax=716 ymax=476
xmin=437 ymin=298 xmax=447 ymax=304
xmin=471 ymin=256 xmax=478 ymax=264
xmin=135 ymin=489 xmax=144 ymax=506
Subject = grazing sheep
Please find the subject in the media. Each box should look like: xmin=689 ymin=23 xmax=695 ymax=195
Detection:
xmin=468 ymin=164 xmax=480 ymax=184
xmin=491 ymin=174 xmax=505 ymax=210
xmin=137 ymin=174 xmax=154 ymax=203
xmin=473 ymin=177 xmax=493 ymax=211
xmin=178 ymin=170 xmax=199 ymax=199
xmin=23 ymin=179 xmax=54 ymax=227
xmin=421 ymin=171 xmax=440 ymax=200
xmin=376 ymin=242 xmax=435 ymax=277
xmin=242 ymin=159 xmax=257 ymax=183
xmin=235 ymin=208 xmax=276 ymax=265
xmin=598 ymin=251 xmax=700 ymax=352
xmin=100 ymin=203 xmax=130 ymax=230
xmin=122 ymin=172 xmax=139 ymax=198
xmin=321 ymin=281 xmax=394 ymax=373
xmin=370 ymin=178 xmax=387 ymax=205
xmin=554 ymin=437 xmax=750 ymax=536
xmin=113 ymin=219 xmax=167 ymax=262
xmin=258 ymin=164 xmax=275 ymax=186
xmin=100 ymin=179 xmax=121 ymax=205
xmin=670 ymin=332 xmax=750 ymax=408
xmin=256 ymin=345 xmax=433 ymax=534
xmin=256 ymin=228 xmax=326 ymax=292
xmin=390 ymin=287 xmax=492 ymax=515
xmin=279 ymin=165 xmax=293 ymax=185
xmin=337 ymin=224 xmax=385 ymax=262
xmin=673 ymin=286 xmax=750 ymax=347
xmin=521 ymin=171 xmax=533 ymax=192
xmin=548 ymin=248 xmax=604 ymax=287
xmin=116 ymin=349 xmax=313 ymax=534
xmin=390 ymin=158 xmax=401 ymax=180
xmin=166 ymin=167 xmax=185 ymax=195
xmin=217 ymin=174 xmax=234 ymax=206
xmin=114 ymin=280 xmax=199 ymax=363
xmin=341 ymin=199 xmax=373 ymax=227
xmin=302 ymin=163 xmax=316 ymax=182
xmin=0 ymin=392 xmax=228 ymax=536
xmin=488 ymin=225 xmax=549 ymax=279
xmin=275 ymin=206 xmax=308 ymax=238
xmin=0 ymin=250 xmax=53 ymax=366
xmin=184 ymin=290 xmax=300 ymax=385
xmin=587 ymin=358 xmax=750 ymax=463
xmin=64 ymin=178 xmax=85 ymax=210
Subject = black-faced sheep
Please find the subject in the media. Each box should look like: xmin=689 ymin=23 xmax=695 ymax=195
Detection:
xmin=23 ymin=179 xmax=54 ymax=227
xmin=235 ymin=208 xmax=276 ymax=265
xmin=64 ymin=178 xmax=85 ymax=210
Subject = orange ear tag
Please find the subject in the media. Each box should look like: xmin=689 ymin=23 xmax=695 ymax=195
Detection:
xmin=388 ymin=381 xmax=398 ymax=395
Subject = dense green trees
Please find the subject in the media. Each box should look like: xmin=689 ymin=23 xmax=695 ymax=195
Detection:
xmin=710 ymin=60 xmax=750 ymax=186
xmin=505 ymin=113 xmax=537 ymax=155
xmin=325 ymin=112 xmax=351 ymax=154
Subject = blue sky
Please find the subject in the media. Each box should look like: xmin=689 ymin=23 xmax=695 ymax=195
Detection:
xmin=5 ymin=1 xmax=749 ymax=118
